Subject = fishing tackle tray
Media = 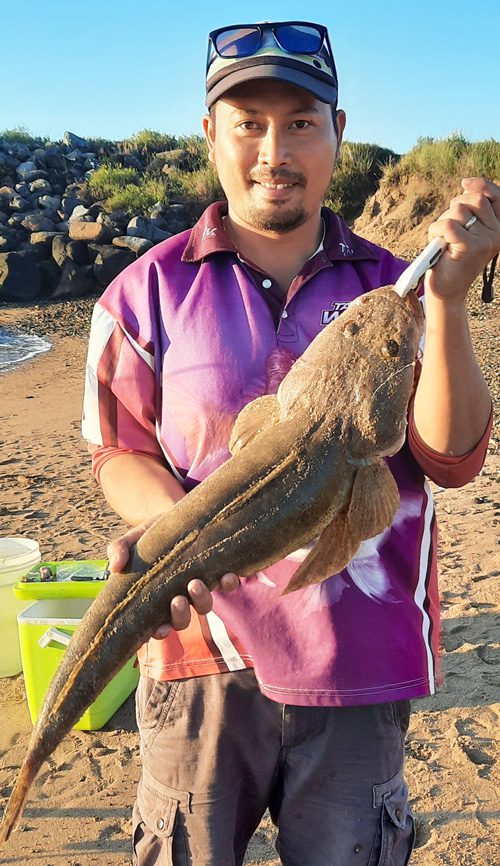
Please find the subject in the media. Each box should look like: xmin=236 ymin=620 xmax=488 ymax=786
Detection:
xmin=13 ymin=559 xmax=109 ymax=600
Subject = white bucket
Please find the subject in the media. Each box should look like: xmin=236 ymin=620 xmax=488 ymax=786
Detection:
xmin=0 ymin=537 xmax=41 ymax=677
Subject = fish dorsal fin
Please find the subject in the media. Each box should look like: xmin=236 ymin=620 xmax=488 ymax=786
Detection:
xmin=347 ymin=460 xmax=400 ymax=539
xmin=229 ymin=394 xmax=280 ymax=455
xmin=282 ymin=507 xmax=358 ymax=594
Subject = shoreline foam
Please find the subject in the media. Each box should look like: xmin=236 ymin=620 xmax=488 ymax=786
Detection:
xmin=0 ymin=327 xmax=52 ymax=374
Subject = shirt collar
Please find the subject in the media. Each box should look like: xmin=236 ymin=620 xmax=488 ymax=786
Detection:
xmin=182 ymin=201 xmax=378 ymax=264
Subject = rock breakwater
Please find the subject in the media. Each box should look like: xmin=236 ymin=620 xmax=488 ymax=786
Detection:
xmin=0 ymin=132 xmax=193 ymax=303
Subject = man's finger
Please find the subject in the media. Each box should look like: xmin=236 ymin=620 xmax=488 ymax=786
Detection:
xmin=106 ymin=540 xmax=130 ymax=573
xmin=170 ymin=595 xmax=191 ymax=630
xmin=462 ymin=177 xmax=500 ymax=218
xmin=152 ymin=623 xmax=171 ymax=640
xmin=219 ymin=572 xmax=240 ymax=592
xmin=187 ymin=579 xmax=213 ymax=615
xmin=106 ymin=515 xmax=161 ymax=573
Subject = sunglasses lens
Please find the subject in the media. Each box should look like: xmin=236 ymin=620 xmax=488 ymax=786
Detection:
xmin=214 ymin=27 xmax=261 ymax=58
xmin=275 ymin=24 xmax=323 ymax=53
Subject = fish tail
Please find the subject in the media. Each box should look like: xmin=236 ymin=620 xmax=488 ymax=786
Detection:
xmin=0 ymin=753 xmax=40 ymax=844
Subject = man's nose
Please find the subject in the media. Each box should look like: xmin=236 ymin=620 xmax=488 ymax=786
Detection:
xmin=258 ymin=126 xmax=290 ymax=167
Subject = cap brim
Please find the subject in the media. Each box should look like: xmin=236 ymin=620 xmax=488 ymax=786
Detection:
xmin=206 ymin=61 xmax=337 ymax=108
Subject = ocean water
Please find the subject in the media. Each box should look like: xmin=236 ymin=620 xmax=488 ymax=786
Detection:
xmin=0 ymin=327 xmax=52 ymax=373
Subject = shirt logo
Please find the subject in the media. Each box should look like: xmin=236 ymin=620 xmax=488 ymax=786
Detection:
xmin=202 ymin=226 xmax=218 ymax=241
xmin=321 ymin=302 xmax=349 ymax=325
xmin=339 ymin=242 xmax=354 ymax=256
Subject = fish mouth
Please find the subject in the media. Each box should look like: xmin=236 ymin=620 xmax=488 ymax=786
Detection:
xmin=402 ymin=287 xmax=424 ymax=327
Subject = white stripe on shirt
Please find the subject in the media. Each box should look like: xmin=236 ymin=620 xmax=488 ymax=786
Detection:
xmin=123 ymin=329 xmax=154 ymax=371
xmin=206 ymin=611 xmax=246 ymax=671
xmin=414 ymin=479 xmax=435 ymax=694
xmin=81 ymin=304 xmax=117 ymax=445
xmin=155 ymin=421 xmax=185 ymax=484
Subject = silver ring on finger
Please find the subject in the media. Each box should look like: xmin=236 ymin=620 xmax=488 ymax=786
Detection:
xmin=464 ymin=214 xmax=478 ymax=230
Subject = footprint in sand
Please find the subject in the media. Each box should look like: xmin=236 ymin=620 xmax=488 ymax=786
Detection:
xmin=412 ymin=817 xmax=435 ymax=850
xmin=476 ymin=645 xmax=499 ymax=665
xmin=461 ymin=741 xmax=496 ymax=766
xmin=454 ymin=734 xmax=496 ymax=776
xmin=406 ymin=739 xmax=434 ymax=762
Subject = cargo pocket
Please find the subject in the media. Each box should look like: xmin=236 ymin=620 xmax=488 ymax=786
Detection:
xmin=135 ymin=676 xmax=180 ymax=752
xmin=371 ymin=769 xmax=415 ymax=866
xmin=133 ymin=777 xmax=188 ymax=866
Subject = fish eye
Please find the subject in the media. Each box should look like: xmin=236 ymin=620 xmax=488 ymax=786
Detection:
xmin=343 ymin=321 xmax=360 ymax=337
xmin=381 ymin=339 xmax=399 ymax=358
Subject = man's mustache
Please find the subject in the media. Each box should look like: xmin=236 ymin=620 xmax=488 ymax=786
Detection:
xmin=249 ymin=169 xmax=306 ymax=186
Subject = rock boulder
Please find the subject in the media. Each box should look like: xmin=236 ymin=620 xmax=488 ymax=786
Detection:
xmin=0 ymin=250 xmax=41 ymax=301
xmin=69 ymin=220 xmax=112 ymax=243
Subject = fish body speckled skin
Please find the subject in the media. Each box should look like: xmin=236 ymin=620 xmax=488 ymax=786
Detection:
xmin=0 ymin=285 xmax=423 ymax=843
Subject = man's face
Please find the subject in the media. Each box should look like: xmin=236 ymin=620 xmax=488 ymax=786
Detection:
xmin=203 ymin=79 xmax=345 ymax=234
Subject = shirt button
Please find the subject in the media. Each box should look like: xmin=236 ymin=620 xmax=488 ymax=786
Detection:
xmin=281 ymin=310 xmax=288 ymax=319
xmin=262 ymin=278 xmax=272 ymax=289
xmin=157 ymin=818 xmax=165 ymax=830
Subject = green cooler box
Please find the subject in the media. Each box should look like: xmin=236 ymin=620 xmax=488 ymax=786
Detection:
xmin=15 ymin=561 xmax=139 ymax=730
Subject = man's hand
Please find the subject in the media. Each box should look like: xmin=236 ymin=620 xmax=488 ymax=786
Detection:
xmin=107 ymin=517 xmax=241 ymax=640
xmin=426 ymin=177 xmax=500 ymax=304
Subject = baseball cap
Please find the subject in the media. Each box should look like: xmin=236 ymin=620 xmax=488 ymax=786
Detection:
xmin=206 ymin=21 xmax=338 ymax=109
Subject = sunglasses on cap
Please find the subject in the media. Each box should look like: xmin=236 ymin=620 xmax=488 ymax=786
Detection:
xmin=206 ymin=21 xmax=338 ymax=82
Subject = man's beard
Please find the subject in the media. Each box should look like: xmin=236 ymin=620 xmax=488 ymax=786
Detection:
xmin=243 ymin=201 xmax=309 ymax=233
xmin=243 ymin=168 xmax=309 ymax=233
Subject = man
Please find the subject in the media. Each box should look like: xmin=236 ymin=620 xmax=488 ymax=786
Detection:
xmin=82 ymin=21 xmax=497 ymax=866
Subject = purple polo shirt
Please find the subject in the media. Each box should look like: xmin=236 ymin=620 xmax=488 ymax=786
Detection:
xmin=82 ymin=202 xmax=488 ymax=706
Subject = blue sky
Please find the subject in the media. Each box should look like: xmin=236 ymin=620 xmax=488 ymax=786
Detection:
xmin=3 ymin=0 xmax=499 ymax=154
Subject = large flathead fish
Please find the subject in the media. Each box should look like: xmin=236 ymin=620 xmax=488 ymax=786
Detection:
xmin=1 ymin=285 xmax=423 ymax=842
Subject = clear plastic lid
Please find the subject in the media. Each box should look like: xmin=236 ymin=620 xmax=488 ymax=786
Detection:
xmin=0 ymin=537 xmax=40 ymax=570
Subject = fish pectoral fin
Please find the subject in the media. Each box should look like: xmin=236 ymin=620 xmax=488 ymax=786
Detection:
xmin=229 ymin=394 xmax=280 ymax=455
xmin=282 ymin=508 xmax=359 ymax=595
xmin=347 ymin=461 xmax=400 ymax=540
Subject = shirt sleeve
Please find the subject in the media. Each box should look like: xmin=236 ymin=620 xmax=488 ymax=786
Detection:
xmin=87 ymin=443 xmax=167 ymax=483
xmin=82 ymin=302 xmax=166 ymax=479
xmin=407 ymin=402 xmax=493 ymax=488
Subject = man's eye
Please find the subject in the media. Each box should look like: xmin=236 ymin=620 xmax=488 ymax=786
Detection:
xmin=292 ymin=120 xmax=311 ymax=129
xmin=239 ymin=121 xmax=259 ymax=130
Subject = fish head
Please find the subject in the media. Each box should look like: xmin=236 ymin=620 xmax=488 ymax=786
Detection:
xmin=342 ymin=285 xmax=424 ymax=458
xmin=276 ymin=285 xmax=423 ymax=458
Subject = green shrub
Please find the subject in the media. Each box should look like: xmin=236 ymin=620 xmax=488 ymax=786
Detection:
xmin=86 ymin=137 xmax=117 ymax=156
xmin=0 ymin=126 xmax=48 ymax=145
xmin=463 ymin=139 xmax=500 ymax=181
xmin=122 ymin=129 xmax=178 ymax=156
xmin=178 ymin=165 xmax=224 ymax=215
xmin=176 ymin=134 xmax=209 ymax=171
xmin=88 ymin=165 xmax=141 ymax=200
xmin=162 ymin=168 xmax=187 ymax=203
xmin=147 ymin=149 xmax=191 ymax=176
xmin=383 ymin=134 xmax=500 ymax=185
xmin=106 ymin=179 xmax=166 ymax=216
xmin=147 ymin=138 xmax=209 ymax=175
xmin=325 ymin=141 xmax=398 ymax=222
xmin=87 ymin=164 xmax=166 ymax=215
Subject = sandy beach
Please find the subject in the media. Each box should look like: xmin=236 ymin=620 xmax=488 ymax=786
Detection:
xmin=0 ymin=288 xmax=498 ymax=866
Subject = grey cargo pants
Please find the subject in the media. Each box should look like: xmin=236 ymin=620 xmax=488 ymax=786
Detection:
xmin=132 ymin=669 xmax=414 ymax=866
